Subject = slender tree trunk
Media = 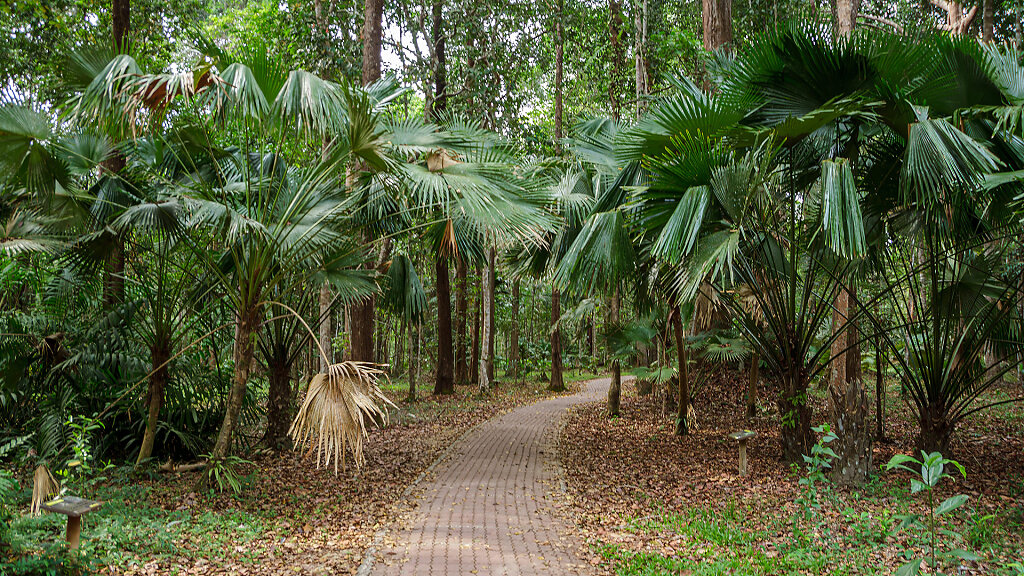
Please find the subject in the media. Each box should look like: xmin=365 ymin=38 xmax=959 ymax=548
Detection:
xmin=319 ymin=283 xmax=333 ymax=372
xmin=608 ymin=0 xmax=625 ymax=119
xmin=347 ymin=0 xmax=386 ymax=363
xmin=607 ymin=292 xmax=621 ymax=416
xmin=455 ymin=256 xmax=469 ymax=384
xmin=549 ymin=287 xmax=565 ymax=392
xmin=471 ymin=275 xmax=481 ymax=385
xmin=634 ymin=0 xmax=649 ymax=117
xmin=486 ymin=249 xmax=495 ymax=383
xmin=408 ymin=322 xmax=418 ymax=400
xmin=434 ymin=256 xmax=455 ymax=395
xmin=213 ymin=309 xmax=257 ymax=458
xmin=830 ymin=287 xmax=870 ymax=487
xmin=509 ymin=280 xmax=521 ymax=378
xmin=431 ymin=0 xmax=447 ymax=116
xmin=833 ymin=0 xmax=861 ymax=36
xmin=135 ymin=341 xmax=169 ymax=465
xmin=747 ymin=352 xmax=760 ymax=418
xmin=361 ymin=0 xmax=384 ymax=85
xmin=263 ymin=350 xmax=293 ymax=449
xmin=702 ymin=0 xmax=733 ymax=51
xmin=554 ymin=0 xmax=564 ymax=148
xmin=672 ymin=309 xmax=689 ymax=435
xmin=479 ymin=247 xmax=495 ymax=389
xmin=875 ymin=339 xmax=886 ymax=441
xmin=104 ymin=0 xmax=130 ymax=307
xmin=112 ymin=0 xmax=130 ymax=54
xmin=479 ymin=248 xmax=495 ymax=392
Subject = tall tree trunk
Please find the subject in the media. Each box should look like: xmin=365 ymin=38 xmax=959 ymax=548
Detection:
xmin=702 ymin=0 xmax=733 ymax=51
xmin=554 ymin=0 xmax=564 ymax=149
xmin=348 ymin=0 xmax=386 ymax=363
xmin=263 ymin=349 xmax=293 ymax=449
xmin=479 ymin=248 xmax=495 ymax=392
xmin=830 ymin=287 xmax=871 ymax=487
xmin=509 ymin=280 xmax=521 ymax=378
xmin=549 ymin=287 xmax=565 ymax=392
xmin=455 ymin=257 xmax=469 ymax=384
xmin=103 ymin=0 xmax=129 ymax=306
xmin=634 ymin=0 xmax=649 ymax=117
xmin=471 ymin=276 xmax=481 ymax=385
xmin=434 ymin=256 xmax=455 ymax=395
xmin=486 ymin=248 xmax=495 ymax=383
xmin=671 ymin=309 xmax=689 ymax=435
xmin=213 ymin=309 xmax=257 ymax=458
xmin=833 ymin=0 xmax=861 ymax=36
xmin=408 ymin=322 xmax=418 ymax=400
xmin=747 ymin=352 xmax=760 ymax=418
xmin=875 ymin=339 xmax=886 ymax=441
xmin=983 ymin=0 xmax=991 ymax=42
xmin=362 ymin=0 xmax=384 ymax=84
xmin=319 ymin=282 xmax=333 ymax=372
xmin=607 ymin=292 xmax=621 ymax=416
xmin=608 ymin=0 xmax=625 ymax=120
xmin=135 ymin=341 xmax=169 ymax=465
xmin=431 ymin=0 xmax=447 ymax=116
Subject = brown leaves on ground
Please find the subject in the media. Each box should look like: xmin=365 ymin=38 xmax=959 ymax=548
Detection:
xmin=108 ymin=379 xmax=575 ymax=576
xmin=559 ymin=367 xmax=1024 ymax=574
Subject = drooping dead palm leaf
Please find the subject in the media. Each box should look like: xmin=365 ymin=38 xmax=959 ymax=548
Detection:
xmin=31 ymin=464 xmax=58 ymax=515
xmin=288 ymin=362 xmax=395 ymax=474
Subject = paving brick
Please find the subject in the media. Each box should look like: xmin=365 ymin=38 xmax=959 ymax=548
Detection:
xmin=374 ymin=379 xmax=609 ymax=575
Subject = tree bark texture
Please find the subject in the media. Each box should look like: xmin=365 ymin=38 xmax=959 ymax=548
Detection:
xmin=833 ymin=0 xmax=861 ymax=36
xmin=479 ymin=248 xmax=495 ymax=392
xmin=319 ymin=282 xmax=333 ymax=372
xmin=263 ymin=349 xmax=293 ymax=449
xmin=361 ymin=0 xmax=384 ymax=85
xmin=135 ymin=341 xmax=169 ymax=465
xmin=608 ymin=0 xmax=625 ymax=120
xmin=431 ymin=0 xmax=447 ymax=117
xmin=702 ymin=0 xmax=733 ymax=51
xmin=778 ymin=369 xmax=813 ymax=463
xmin=434 ymin=256 xmax=455 ymax=394
xmin=455 ymin=257 xmax=469 ymax=384
xmin=747 ymin=352 xmax=760 ymax=418
xmin=509 ymin=280 xmax=521 ymax=379
xmin=672 ymin=309 xmax=689 ymax=435
xmin=607 ymin=292 xmax=621 ymax=417
xmin=471 ymin=277 xmax=481 ymax=385
xmin=213 ymin=309 xmax=257 ymax=458
xmin=549 ymin=287 xmax=565 ymax=392
xmin=830 ymin=287 xmax=870 ymax=486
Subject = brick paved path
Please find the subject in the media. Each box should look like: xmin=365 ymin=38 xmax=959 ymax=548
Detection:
xmin=374 ymin=378 xmax=610 ymax=576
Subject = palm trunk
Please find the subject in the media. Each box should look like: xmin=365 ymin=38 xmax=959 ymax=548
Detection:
xmin=778 ymin=367 xmax=813 ymax=463
xmin=747 ymin=352 xmax=760 ymax=418
xmin=434 ymin=256 xmax=455 ymax=394
xmin=263 ymin=349 xmax=293 ymax=448
xmin=361 ymin=0 xmax=384 ymax=85
xmin=471 ymin=272 xmax=481 ymax=385
xmin=455 ymin=256 xmax=469 ymax=384
xmin=135 ymin=341 xmax=169 ymax=465
xmin=607 ymin=292 xmax=621 ymax=416
xmin=671 ymin=309 xmax=689 ymax=435
xmin=212 ymin=309 xmax=257 ymax=458
xmin=919 ymin=404 xmax=954 ymax=455
xmin=549 ymin=287 xmax=565 ymax=392
xmin=479 ymin=247 xmax=495 ymax=392
xmin=408 ymin=322 xmax=418 ymax=401
xmin=833 ymin=0 xmax=861 ymax=36
xmin=319 ymin=282 xmax=333 ymax=372
xmin=509 ymin=280 xmax=521 ymax=379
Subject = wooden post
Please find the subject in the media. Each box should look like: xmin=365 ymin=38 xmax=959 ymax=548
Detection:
xmin=67 ymin=516 xmax=82 ymax=549
xmin=728 ymin=430 xmax=757 ymax=477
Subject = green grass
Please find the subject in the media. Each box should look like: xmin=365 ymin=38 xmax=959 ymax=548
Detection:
xmin=5 ymin=476 xmax=272 ymax=574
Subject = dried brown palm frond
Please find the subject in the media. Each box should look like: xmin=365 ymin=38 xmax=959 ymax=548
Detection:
xmin=288 ymin=361 xmax=395 ymax=474
xmin=31 ymin=464 xmax=58 ymax=515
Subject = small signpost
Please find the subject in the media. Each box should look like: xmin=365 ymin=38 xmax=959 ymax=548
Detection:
xmin=40 ymin=496 xmax=103 ymax=549
xmin=727 ymin=430 xmax=757 ymax=476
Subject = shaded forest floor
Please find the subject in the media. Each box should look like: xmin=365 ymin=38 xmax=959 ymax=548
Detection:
xmin=3 ymin=372 xmax=595 ymax=576
xmin=560 ymin=367 xmax=1024 ymax=576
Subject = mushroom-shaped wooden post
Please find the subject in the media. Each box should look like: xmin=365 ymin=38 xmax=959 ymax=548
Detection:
xmin=40 ymin=496 xmax=103 ymax=549
xmin=727 ymin=430 xmax=757 ymax=476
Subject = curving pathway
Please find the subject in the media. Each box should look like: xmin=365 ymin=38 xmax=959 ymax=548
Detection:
xmin=372 ymin=378 xmax=611 ymax=576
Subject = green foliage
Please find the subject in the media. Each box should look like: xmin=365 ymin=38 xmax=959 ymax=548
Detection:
xmin=203 ymin=454 xmax=253 ymax=494
xmin=886 ymin=452 xmax=975 ymax=575
xmin=796 ymin=424 xmax=838 ymax=519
